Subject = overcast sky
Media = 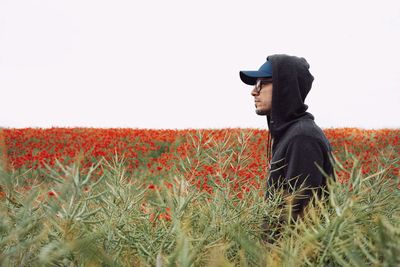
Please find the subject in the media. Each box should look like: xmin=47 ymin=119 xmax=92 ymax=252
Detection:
xmin=1 ymin=0 xmax=399 ymax=130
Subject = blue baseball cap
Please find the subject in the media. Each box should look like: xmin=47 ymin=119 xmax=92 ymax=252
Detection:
xmin=239 ymin=60 xmax=273 ymax=85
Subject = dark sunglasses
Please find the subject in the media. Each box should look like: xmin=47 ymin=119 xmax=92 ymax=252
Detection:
xmin=254 ymin=78 xmax=273 ymax=94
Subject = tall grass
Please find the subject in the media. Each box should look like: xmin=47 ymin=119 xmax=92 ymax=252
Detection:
xmin=0 ymin=130 xmax=399 ymax=266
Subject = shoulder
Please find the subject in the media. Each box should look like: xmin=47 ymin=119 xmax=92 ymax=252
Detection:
xmin=288 ymin=119 xmax=319 ymax=136
xmin=287 ymin=120 xmax=331 ymax=148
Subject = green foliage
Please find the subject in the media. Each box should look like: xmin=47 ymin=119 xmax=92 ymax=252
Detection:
xmin=0 ymin=130 xmax=399 ymax=266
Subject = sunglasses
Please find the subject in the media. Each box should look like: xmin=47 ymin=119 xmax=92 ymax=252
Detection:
xmin=254 ymin=78 xmax=273 ymax=94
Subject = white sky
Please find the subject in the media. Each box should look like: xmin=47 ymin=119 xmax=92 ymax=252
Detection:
xmin=0 ymin=0 xmax=399 ymax=130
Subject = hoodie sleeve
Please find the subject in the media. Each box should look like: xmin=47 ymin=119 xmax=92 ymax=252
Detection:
xmin=283 ymin=135 xmax=325 ymax=193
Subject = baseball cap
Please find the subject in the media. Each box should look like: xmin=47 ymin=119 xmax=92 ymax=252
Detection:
xmin=239 ymin=60 xmax=272 ymax=85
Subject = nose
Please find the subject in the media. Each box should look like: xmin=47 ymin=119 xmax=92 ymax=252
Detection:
xmin=251 ymin=86 xmax=258 ymax=96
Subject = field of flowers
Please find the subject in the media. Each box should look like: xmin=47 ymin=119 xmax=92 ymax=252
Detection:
xmin=0 ymin=127 xmax=399 ymax=266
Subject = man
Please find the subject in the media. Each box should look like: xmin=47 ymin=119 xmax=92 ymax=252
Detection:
xmin=239 ymin=54 xmax=336 ymax=241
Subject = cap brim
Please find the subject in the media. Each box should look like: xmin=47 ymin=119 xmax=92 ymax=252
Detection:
xmin=239 ymin=71 xmax=272 ymax=85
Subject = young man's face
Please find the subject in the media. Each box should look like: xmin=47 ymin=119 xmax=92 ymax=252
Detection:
xmin=251 ymin=78 xmax=273 ymax=116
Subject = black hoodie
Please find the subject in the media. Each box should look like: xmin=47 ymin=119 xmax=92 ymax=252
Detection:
xmin=264 ymin=54 xmax=336 ymax=215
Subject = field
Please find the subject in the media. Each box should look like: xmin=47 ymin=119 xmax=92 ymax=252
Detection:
xmin=0 ymin=127 xmax=399 ymax=266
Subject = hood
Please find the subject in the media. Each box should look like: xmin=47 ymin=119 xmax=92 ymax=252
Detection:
xmin=266 ymin=54 xmax=315 ymax=143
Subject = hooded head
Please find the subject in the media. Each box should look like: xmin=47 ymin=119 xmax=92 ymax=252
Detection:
xmin=240 ymin=54 xmax=315 ymax=141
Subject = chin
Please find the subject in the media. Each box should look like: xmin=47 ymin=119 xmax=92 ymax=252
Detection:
xmin=255 ymin=109 xmax=268 ymax=116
